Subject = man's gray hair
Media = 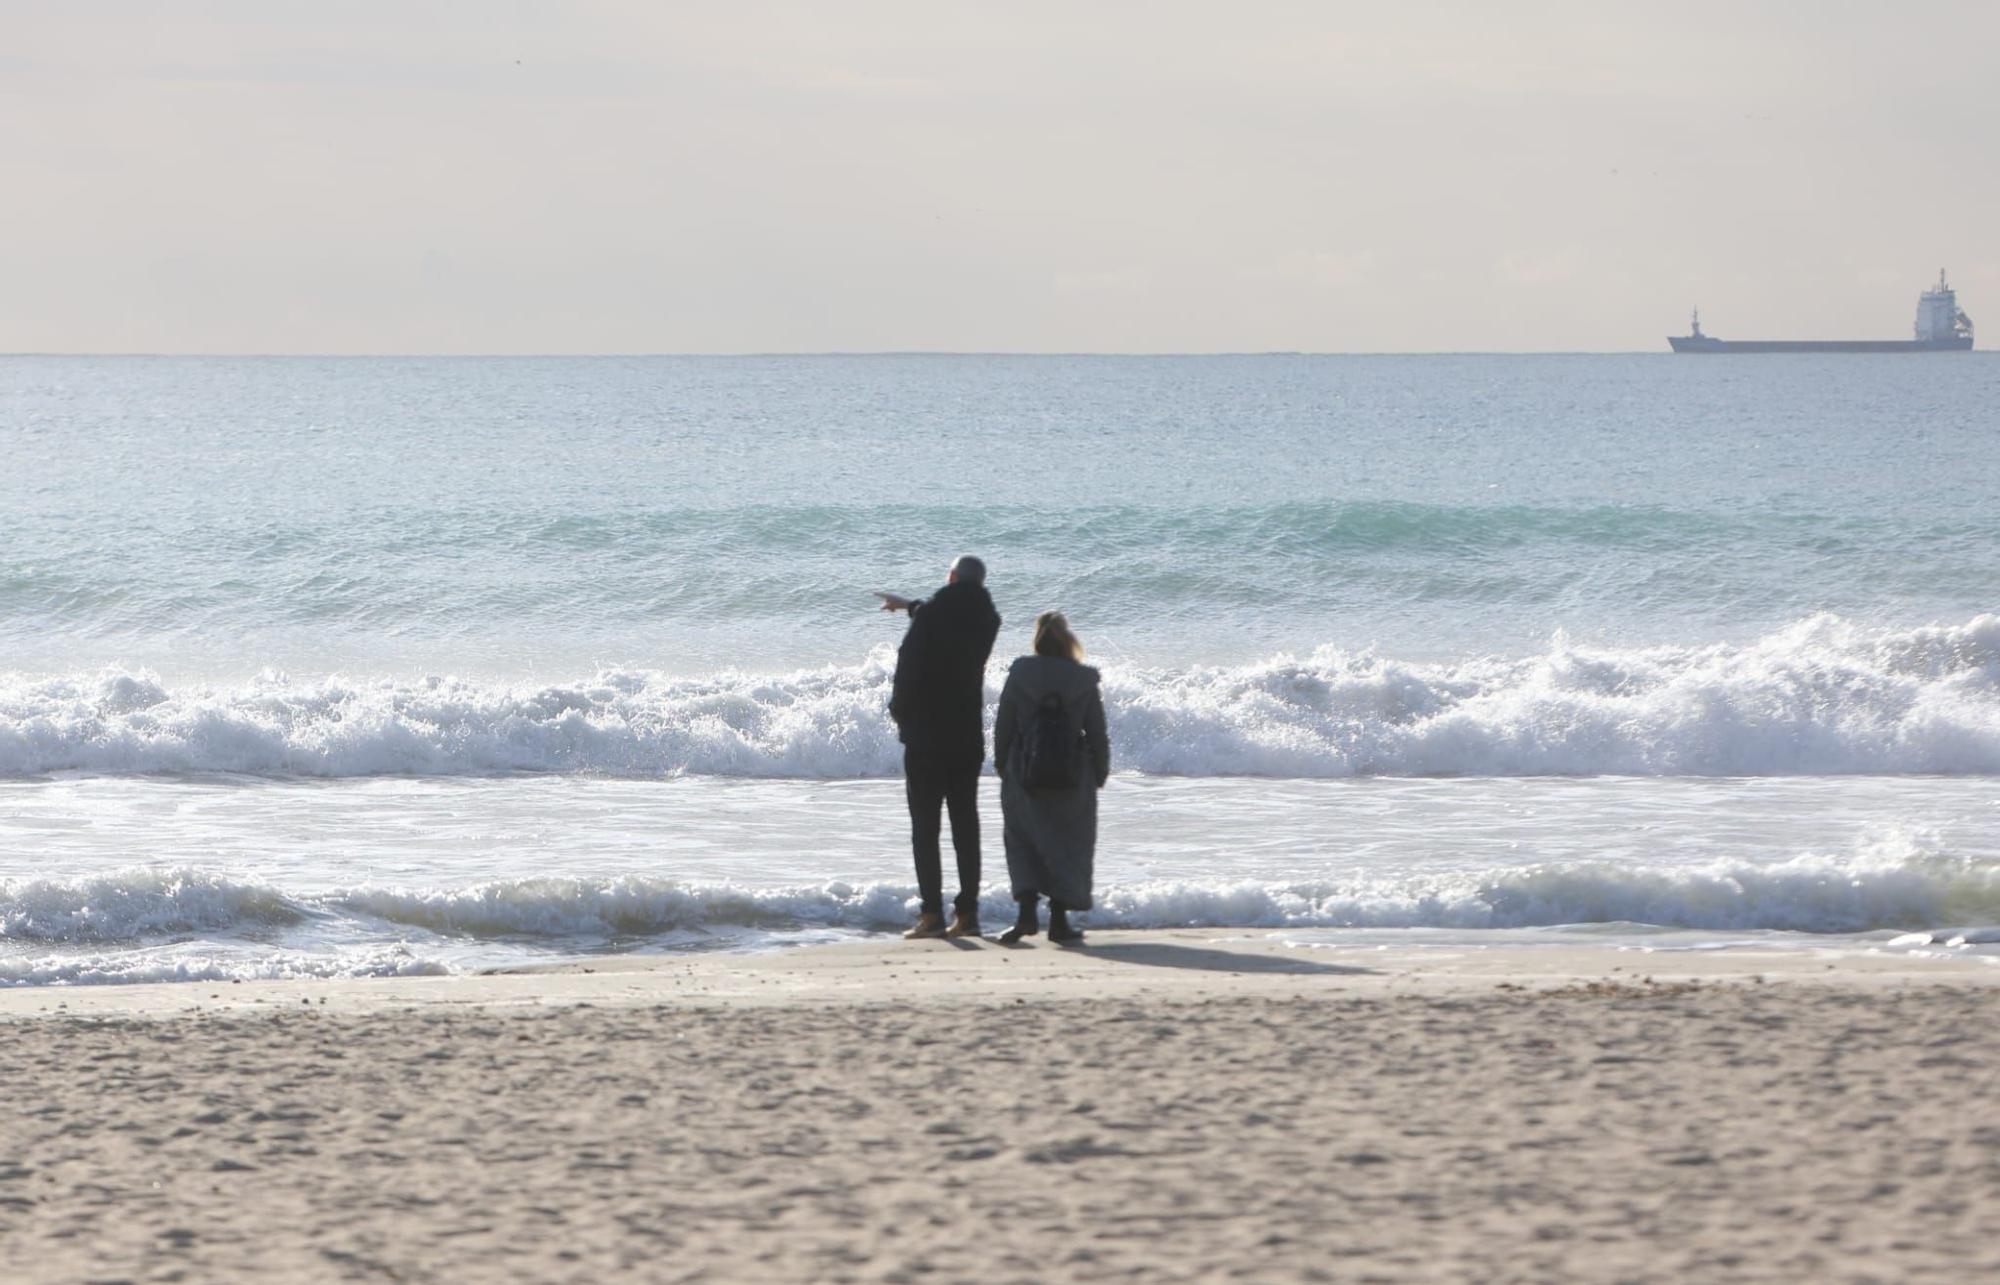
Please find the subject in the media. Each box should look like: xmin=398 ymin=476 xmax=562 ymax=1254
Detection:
xmin=950 ymin=555 xmax=987 ymax=586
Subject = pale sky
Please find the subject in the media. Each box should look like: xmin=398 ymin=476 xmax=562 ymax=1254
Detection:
xmin=4 ymin=1 xmax=1995 ymax=353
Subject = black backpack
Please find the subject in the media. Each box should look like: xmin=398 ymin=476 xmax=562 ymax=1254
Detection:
xmin=1019 ymin=691 xmax=1081 ymax=790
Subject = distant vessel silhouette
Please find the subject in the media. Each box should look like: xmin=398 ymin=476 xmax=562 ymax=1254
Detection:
xmin=1670 ymin=271 xmax=1974 ymax=353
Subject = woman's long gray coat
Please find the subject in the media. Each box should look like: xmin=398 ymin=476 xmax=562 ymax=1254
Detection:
xmin=992 ymin=655 xmax=1111 ymax=910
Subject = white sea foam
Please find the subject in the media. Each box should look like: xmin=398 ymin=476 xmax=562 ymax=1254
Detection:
xmin=6 ymin=840 xmax=1998 ymax=955
xmin=1 ymin=614 xmax=1995 ymax=779
xmin=330 ymin=878 xmax=919 ymax=938
xmin=0 ymin=945 xmax=448 ymax=988
xmin=0 ymin=868 xmax=306 ymax=942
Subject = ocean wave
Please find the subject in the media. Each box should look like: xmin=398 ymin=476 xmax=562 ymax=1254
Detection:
xmin=0 ymin=868 xmax=306 ymax=942
xmin=331 ymin=878 xmax=919 ymax=938
xmin=9 ymin=500 xmax=1995 ymax=643
xmin=1 ymin=613 xmax=1995 ymax=779
xmin=337 ymin=847 xmax=1997 ymax=938
xmin=7 ymin=844 xmax=1999 ymax=947
xmin=0 ymin=945 xmax=448 ymax=988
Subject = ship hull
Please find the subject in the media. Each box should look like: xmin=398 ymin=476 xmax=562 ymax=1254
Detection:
xmin=1668 ymin=336 xmax=1973 ymax=353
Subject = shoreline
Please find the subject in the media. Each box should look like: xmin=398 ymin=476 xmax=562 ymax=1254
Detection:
xmin=2 ymin=928 xmax=1992 ymax=1020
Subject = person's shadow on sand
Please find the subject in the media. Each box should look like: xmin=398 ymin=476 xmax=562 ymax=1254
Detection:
xmin=1075 ymin=941 xmax=1376 ymax=976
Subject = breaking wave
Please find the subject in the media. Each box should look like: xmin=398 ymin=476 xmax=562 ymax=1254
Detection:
xmin=6 ymin=841 xmax=2000 ymax=954
xmin=329 ymin=851 xmax=2000 ymax=939
xmin=1 ymin=614 xmax=1995 ymax=779
xmin=0 ymin=868 xmax=307 ymax=942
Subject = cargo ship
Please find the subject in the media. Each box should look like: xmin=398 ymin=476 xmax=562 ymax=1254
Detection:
xmin=1669 ymin=271 xmax=1974 ymax=353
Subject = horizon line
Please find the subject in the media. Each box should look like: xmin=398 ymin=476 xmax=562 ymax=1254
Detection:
xmin=0 ymin=348 xmax=1696 ymax=359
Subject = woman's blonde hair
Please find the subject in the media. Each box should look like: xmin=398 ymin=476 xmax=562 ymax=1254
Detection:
xmin=1032 ymin=610 xmax=1083 ymax=661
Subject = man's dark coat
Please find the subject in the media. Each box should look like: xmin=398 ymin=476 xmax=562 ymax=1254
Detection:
xmin=889 ymin=581 xmax=1002 ymax=768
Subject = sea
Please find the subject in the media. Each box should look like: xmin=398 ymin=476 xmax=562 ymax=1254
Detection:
xmin=3 ymin=353 xmax=1998 ymax=985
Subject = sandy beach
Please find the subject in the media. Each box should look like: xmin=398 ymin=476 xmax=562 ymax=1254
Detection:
xmin=2 ymin=932 xmax=1996 ymax=1283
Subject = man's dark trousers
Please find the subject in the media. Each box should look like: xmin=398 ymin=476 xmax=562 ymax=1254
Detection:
xmin=906 ymin=751 xmax=980 ymax=917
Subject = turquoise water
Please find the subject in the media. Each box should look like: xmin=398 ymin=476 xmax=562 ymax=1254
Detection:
xmin=2 ymin=354 xmax=1997 ymax=981
xmin=5 ymin=354 xmax=1996 ymax=674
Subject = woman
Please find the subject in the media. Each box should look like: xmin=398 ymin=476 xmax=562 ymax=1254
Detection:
xmin=992 ymin=611 xmax=1111 ymax=945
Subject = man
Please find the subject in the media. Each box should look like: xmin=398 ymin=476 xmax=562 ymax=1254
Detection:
xmin=877 ymin=555 xmax=1001 ymax=939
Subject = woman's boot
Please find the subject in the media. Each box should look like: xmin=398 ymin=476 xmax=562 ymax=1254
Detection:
xmin=999 ymin=895 xmax=1040 ymax=944
xmin=1048 ymin=901 xmax=1085 ymax=946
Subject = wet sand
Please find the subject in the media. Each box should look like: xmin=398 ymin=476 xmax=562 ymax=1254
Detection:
xmin=2 ymin=932 xmax=1997 ymax=1282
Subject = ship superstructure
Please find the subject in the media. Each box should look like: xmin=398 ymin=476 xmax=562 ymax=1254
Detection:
xmin=1670 ymin=271 xmax=1974 ymax=353
xmin=1914 ymin=270 xmax=1974 ymax=344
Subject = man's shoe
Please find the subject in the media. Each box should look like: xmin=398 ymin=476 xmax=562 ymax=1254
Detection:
xmin=1048 ymin=905 xmax=1085 ymax=946
xmin=902 ymin=912 xmax=947 ymax=939
xmin=944 ymin=910 xmax=982 ymax=939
